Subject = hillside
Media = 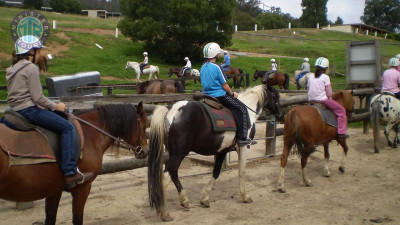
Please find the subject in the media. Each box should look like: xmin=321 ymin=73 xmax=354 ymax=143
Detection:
xmin=1 ymin=7 xmax=400 ymax=99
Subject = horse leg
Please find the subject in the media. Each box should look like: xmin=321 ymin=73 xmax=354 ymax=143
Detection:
xmin=166 ymin=155 xmax=190 ymax=208
xmin=323 ymin=144 xmax=331 ymax=177
xmin=393 ymin=124 xmax=400 ymax=147
xmin=71 ymin=183 xmax=92 ymax=225
xmin=384 ymin=123 xmax=394 ymax=148
xmin=337 ymin=138 xmax=349 ymax=173
xmin=238 ymin=147 xmax=253 ymax=203
xmin=277 ymin=139 xmax=294 ymax=193
xmin=200 ymin=151 xmax=228 ymax=207
xmin=301 ymin=156 xmax=312 ymax=187
xmin=44 ymin=191 xmax=62 ymax=225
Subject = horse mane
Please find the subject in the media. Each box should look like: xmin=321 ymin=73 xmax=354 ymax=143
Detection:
xmin=333 ymin=90 xmax=353 ymax=113
xmin=75 ymin=104 xmax=138 ymax=142
xmin=239 ymin=85 xmax=267 ymax=107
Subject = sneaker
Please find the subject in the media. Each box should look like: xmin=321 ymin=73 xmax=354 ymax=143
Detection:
xmin=251 ymin=140 xmax=258 ymax=145
xmin=64 ymin=169 xmax=94 ymax=189
xmin=237 ymin=138 xmax=252 ymax=147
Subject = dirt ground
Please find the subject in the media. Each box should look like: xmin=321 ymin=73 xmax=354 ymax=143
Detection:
xmin=0 ymin=126 xmax=399 ymax=225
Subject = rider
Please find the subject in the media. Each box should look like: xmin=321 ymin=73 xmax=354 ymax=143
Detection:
xmin=307 ymin=57 xmax=348 ymax=140
xmin=295 ymin=57 xmax=310 ymax=84
xmin=181 ymin=57 xmax=191 ymax=77
xmin=6 ymin=35 xmax=93 ymax=188
xmin=139 ymin=52 xmax=148 ymax=75
xmin=263 ymin=58 xmax=278 ymax=82
xmin=221 ymin=50 xmax=230 ymax=72
xmin=381 ymin=57 xmax=400 ymax=99
xmin=200 ymin=42 xmax=252 ymax=146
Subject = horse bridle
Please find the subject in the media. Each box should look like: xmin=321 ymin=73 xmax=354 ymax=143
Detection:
xmin=68 ymin=113 xmax=144 ymax=158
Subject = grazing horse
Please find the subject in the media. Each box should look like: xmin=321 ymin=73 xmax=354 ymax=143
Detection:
xmin=37 ymin=55 xmax=48 ymax=72
xmin=148 ymin=85 xmax=284 ymax=221
xmin=0 ymin=103 xmax=149 ymax=225
xmin=294 ymin=70 xmax=312 ymax=90
xmin=136 ymin=80 xmax=185 ymax=94
xmin=277 ymin=90 xmax=354 ymax=193
xmin=370 ymin=93 xmax=400 ymax=153
xmin=224 ymin=67 xmax=244 ymax=87
xmin=125 ymin=61 xmax=159 ymax=82
xmin=253 ymin=70 xmax=290 ymax=90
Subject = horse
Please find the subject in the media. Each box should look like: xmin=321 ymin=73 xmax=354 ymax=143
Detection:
xmin=147 ymin=84 xmax=284 ymax=221
xmin=294 ymin=70 xmax=312 ymax=90
xmin=253 ymin=70 xmax=290 ymax=90
xmin=0 ymin=103 xmax=149 ymax=225
xmin=37 ymin=55 xmax=48 ymax=72
xmin=136 ymin=79 xmax=184 ymax=94
xmin=125 ymin=61 xmax=159 ymax=82
xmin=168 ymin=67 xmax=200 ymax=78
xmin=370 ymin=93 xmax=400 ymax=153
xmin=224 ymin=67 xmax=244 ymax=87
xmin=277 ymin=90 xmax=354 ymax=193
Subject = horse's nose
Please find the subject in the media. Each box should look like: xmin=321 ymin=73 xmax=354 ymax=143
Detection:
xmin=135 ymin=147 xmax=149 ymax=159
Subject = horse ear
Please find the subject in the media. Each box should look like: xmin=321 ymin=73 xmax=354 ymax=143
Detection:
xmin=137 ymin=101 xmax=144 ymax=114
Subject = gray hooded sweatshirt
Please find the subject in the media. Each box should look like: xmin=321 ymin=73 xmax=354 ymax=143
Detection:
xmin=6 ymin=59 xmax=56 ymax=111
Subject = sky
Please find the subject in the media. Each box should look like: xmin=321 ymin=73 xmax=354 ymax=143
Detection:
xmin=260 ymin=0 xmax=366 ymax=24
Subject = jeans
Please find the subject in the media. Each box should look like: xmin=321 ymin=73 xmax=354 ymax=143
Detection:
xmin=217 ymin=94 xmax=249 ymax=140
xmin=221 ymin=64 xmax=229 ymax=72
xmin=296 ymin=71 xmax=309 ymax=81
xmin=18 ymin=106 xmax=77 ymax=176
xmin=140 ymin=63 xmax=148 ymax=73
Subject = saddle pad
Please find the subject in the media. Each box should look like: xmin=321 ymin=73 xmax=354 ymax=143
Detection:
xmin=310 ymin=104 xmax=337 ymax=128
xmin=0 ymin=124 xmax=56 ymax=165
xmin=200 ymin=102 xmax=236 ymax=132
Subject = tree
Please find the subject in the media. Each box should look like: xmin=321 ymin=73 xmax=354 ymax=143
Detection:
xmin=300 ymin=0 xmax=328 ymax=28
xmin=334 ymin=16 xmax=343 ymax=25
xmin=23 ymin=0 xmax=43 ymax=9
xmin=361 ymin=0 xmax=400 ymax=32
xmin=233 ymin=10 xmax=259 ymax=31
xmin=257 ymin=9 xmax=300 ymax=30
xmin=237 ymin=0 xmax=263 ymax=17
xmin=118 ymin=0 xmax=236 ymax=63
xmin=50 ymin=0 xmax=81 ymax=14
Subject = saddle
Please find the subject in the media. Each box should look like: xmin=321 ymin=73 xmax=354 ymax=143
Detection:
xmin=0 ymin=109 xmax=84 ymax=166
xmin=309 ymin=102 xmax=337 ymax=127
xmin=143 ymin=65 xmax=150 ymax=69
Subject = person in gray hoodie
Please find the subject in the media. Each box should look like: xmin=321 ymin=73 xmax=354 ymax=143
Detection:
xmin=7 ymin=35 xmax=93 ymax=189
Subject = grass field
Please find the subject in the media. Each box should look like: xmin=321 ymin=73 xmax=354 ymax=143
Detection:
xmin=1 ymin=7 xmax=400 ymax=100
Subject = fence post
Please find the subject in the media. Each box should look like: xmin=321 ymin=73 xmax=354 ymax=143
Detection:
xmin=265 ymin=115 xmax=276 ymax=156
xmin=107 ymin=86 xmax=113 ymax=95
xmin=363 ymin=95 xmax=372 ymax=134
xmin=181 ymin=77 xmax=186 ymax=90
xmin=245 ymin=73 xmax=250 ymax=87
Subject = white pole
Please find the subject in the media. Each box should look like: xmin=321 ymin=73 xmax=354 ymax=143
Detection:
xmin=235 ymin=25 xmax=237 ymax=32
xmin=288 ymin=22 xmax=291 ymax=29
xmin=374 ymin=31 xmax=377 ymax=37
xmin=53 ymin=20 xmax=56 ymax=29
xmin=366 ymin=30 xmax=369 ymax=35
xmin=384 ymin=33 xmax=387 ymax=39
xmin=328 ymin=24 xmax=330 ymax=29
xmin=115 ymin=28 xmax=118 ymax=38
xmin=316 ymin=23 xmax=319 ymax=29
xmin=254 ymin=24 xmax=257 ymax=32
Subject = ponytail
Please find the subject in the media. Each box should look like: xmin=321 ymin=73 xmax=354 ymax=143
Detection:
xmin=314 ymin=67 xmax=326 ymax=78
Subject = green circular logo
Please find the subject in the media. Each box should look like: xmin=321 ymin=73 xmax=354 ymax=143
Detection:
xmin=10 ymin=10 xmax=50 ymax=44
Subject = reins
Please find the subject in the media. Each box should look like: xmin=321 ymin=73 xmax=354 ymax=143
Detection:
xmin=68 ymin=113 xmax=144 ymax=157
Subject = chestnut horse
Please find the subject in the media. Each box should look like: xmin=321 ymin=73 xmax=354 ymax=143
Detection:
xmin=253 ymin=70 xmax=290 ymax=90
xmin=136 ymin=80 xmax=184 ymax=94
xmin=0 ymin=103 xmax=149 ymax=225
xmin=224 ymin=67 xmax=244 ymax=87
xmin=277 ymin=90 xmax=354 ymax=193
xmin=37 ymin=55 xmax=48 ymax=72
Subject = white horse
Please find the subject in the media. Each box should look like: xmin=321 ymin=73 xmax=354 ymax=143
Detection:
xmin=294 ymin=70 xmax=313 ymax=90
xmin=125 ymin=61 xmax=159 ymax=81
xmin=370 ymin=93 xmax=400 ymax=153
xmin=190 ymin=69 xmax=200 ymax=77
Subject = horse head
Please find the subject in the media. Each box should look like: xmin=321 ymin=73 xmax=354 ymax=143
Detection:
xmin=134 ymin=102 xmax=150 ymax=159
xmin=168 ymin=68 xmax=172 ymax=77
xmin=264 ymin=85 xmax=284 ymax=121
xmin=333 ymin=90 xmax=355 ymax=118
xmin=252 ymin=70 xmax=260 ymax=82
xmin=136 ymin=80 xmax=149 ymax=94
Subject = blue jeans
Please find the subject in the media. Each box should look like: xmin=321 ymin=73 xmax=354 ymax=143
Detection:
xmin=140 ymin=63 xmax=148 ymax=73
xmin=18 ymin=106 xmax=76 ymax=176
xmin=221 ymin=64 xmax=229 ymax=72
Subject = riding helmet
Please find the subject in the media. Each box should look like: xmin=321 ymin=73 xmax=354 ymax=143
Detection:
xmin=389 ymin=57 xmax=400 ymax=67
xmin=271 ymin=59 xmax=276 ymax=62
xmin=15 ymin=35 xmax=43 ymax=55
xmin=143 ymin=52 xmax=148 ymax=56
xmin=304 ymin=58 xmax=309 ymax=62
xmin=184 ymin=57 xmax=189 ymax=61
xmin=315 ymin=57 xmax=329 ymax=68
xmin=203 ymin=42 xmax=223 ymax=59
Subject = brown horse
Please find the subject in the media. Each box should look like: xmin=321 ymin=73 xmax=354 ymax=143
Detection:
xmin=224 ymin=67 xmax=244 ymax=87
xmin=277 ymin=90 xmax=354 ymax=193
xmin=136 ymin=80 xmax=184 ymax=94
xmin=168 ymin=67 xmax=190 ymax=77
xmin=0 ymin=103 xmax=149 ymax=225
xmin=253 ymin=70 xmax=290 ymax=90
xmin=37 ymin=55 xmax=48 ymax=72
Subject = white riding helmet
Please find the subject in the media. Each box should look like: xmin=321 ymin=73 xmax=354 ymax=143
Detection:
xmin=315 ymin=57 xmax=329 ymax=68
xmin=389 ymin=57 xmax=400 ymax=67
xmin=143 ymin=52 xmax=148 ymax=56
xmin=203 ymin=42 xmax=223 ymax=59
xmin=395 ymin=54 xmax=400 ymax=60
xmin=271 ymin=59 xmax=276 ymax=62
xmin=184 ymin=57 xmax=189 ymax=61
xmin=223 ymin=50 xmax=228 ymax=54
xmin=15 ymin=35 xmax=43 ymax=55
xmin=304 ymin=57 xmax=309 ymax=62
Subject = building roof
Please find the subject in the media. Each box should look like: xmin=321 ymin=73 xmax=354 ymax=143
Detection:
xmin=327 ymin=23 xmax=392 ymax=34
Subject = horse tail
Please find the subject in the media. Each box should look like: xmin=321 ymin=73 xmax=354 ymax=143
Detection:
xmin=285 ymin=109 xmax=304 ymax=155
xmin=43 ymin=57 xmax=48 ymax=72
xmin=148 ymin=106 xmax=168 ymax=213
xmin=371 ymin=96 xmax=381 ymax=153
xmin=284 ymin=73 xmax=290 ymax=90
xmin=174 ymin=81 xmax=185 ymax=93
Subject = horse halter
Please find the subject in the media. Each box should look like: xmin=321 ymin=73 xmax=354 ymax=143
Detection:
xmin=69 ymin=114 xmax=144 ymax=158
xmin=265 ymin=86 xmax=282 ymax=118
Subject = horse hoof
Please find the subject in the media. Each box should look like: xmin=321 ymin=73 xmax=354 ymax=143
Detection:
xmin=180 ymin=201 xmax=190 ymax=209
xmin=305 ymin=181 xmax=312 ymax=187
xmin=375 ymin=149 xmax=380 ymax=153
xmin=324 ymin=172 xmax=331 ymax=177
xmin=200 ymin=200 xmax=210 ymax=208
xmin=339 ymin=166 xmax=345 ymax=173
xmin=277 ymin=188 xmax=286 ymax=193
xmin=161 ymin=213 xmax=173 ymax=222
xmin=243 ymin=196 xmax=253 ymax=203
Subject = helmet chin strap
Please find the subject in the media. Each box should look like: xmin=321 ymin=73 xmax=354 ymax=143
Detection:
xmin=28 ymin=49 xmax=37 ymax=63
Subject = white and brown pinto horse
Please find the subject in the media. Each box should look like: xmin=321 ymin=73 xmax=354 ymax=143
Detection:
xmin=147 ymin=85 xmax=283 ymax=221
